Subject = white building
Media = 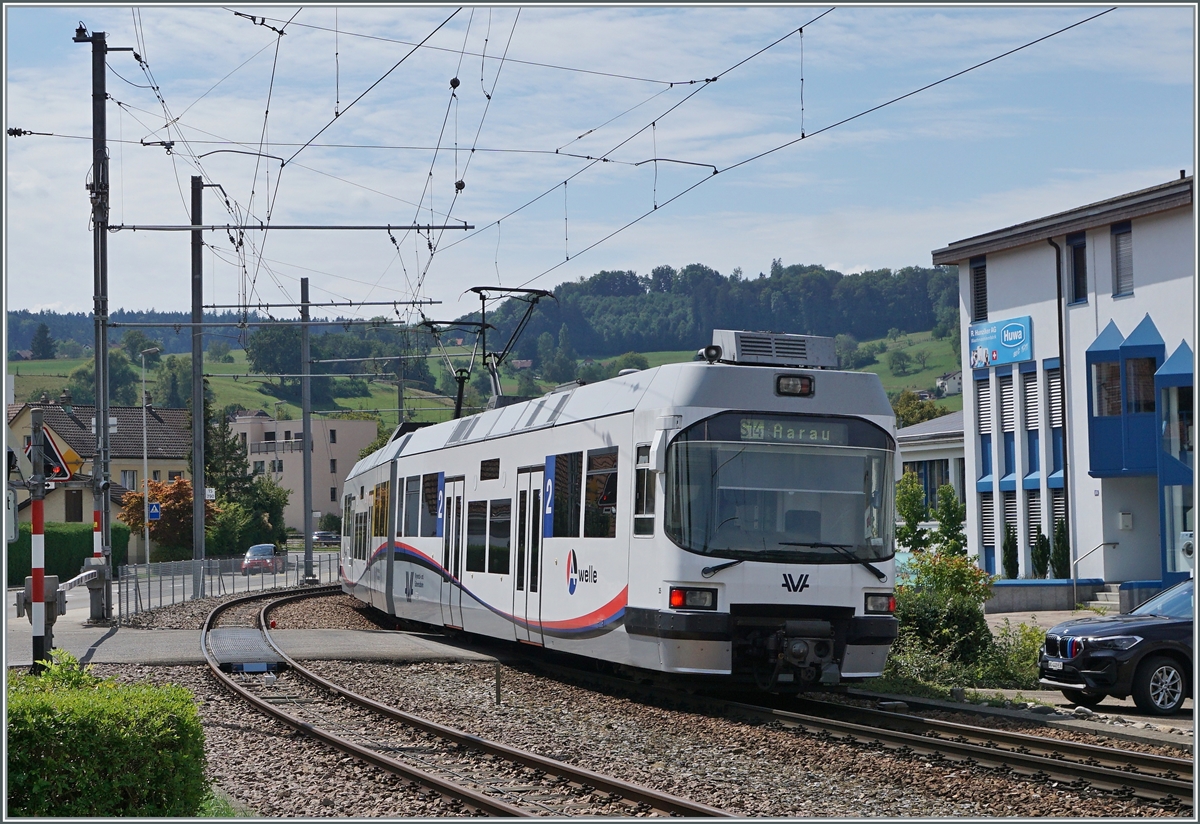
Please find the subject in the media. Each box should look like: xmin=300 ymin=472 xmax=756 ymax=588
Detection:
xmin=932 ymin=175 xmax=1194 ymax=589
xmin=229 ymin=411 xmax=379 ymax=533
xmin=897 ymin=410 xmax=966 ymax=514
xmin=936 ymin=371 xmax=962 ymax=397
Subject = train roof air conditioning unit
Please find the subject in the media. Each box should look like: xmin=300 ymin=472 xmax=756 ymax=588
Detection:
xmin=711 ymin=330 xmax=838 ymax=369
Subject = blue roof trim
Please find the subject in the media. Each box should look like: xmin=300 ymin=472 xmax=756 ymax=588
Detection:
xmin=1047 ymin=470 xmax=1064 ymax=489
xmin=1086 ymin=320 xmax=1125 ymax=356
xmin=974 ymin=369 xmax=989 ymax=381
xmin=1022 ymin=472 xmax=1041 ymax=490
xmin=1119 ymin=580 xmax=1164 ymax=590
xmin=1019 ymin=361 xmax=1038 ymax=374
xmin=1043 ymin=357 xmax=1061 ymax=370
xmin=1119 ymin=314 xmax=1164 ymax=352
xmin=998 ymin=474 xmax=1016 ymax=491
xmin=1155 ymin=340 xmax=1193 ymax=383
xmin=995 ymin=364 xmax=1013 ymax=377
xmin=976 ymin=476 xmax=993 ymax=493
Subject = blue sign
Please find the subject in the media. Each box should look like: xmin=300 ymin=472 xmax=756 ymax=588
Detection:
xmin=147 ymin=502 xmax=161 ymax=521
xmin=968 ymin=316 xmax=1032 ymax=368
xmin=542 ymin=456 xmax=556 ymax=538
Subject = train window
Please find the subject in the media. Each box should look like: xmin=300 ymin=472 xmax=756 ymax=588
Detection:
xmin=355 ymin=510 xmax=369 ymax=561
xmin=530 ymin=488 xmax=541 ymax=591
xmin=342 ymin=495 xmax=353 ymax=539
xmin=634 ymin=444 xmax=654 ymax=536
xmin=553 ymin=452 xmax=583 ymax=538
xmin=373 ymin=483 xmax=389 ymax=536
xmin=466 ymin=501 xmax=488 ymax=572
xmin=404 ymin=476 xmax=420 ymax=536
xmin=488 ymin=499 xmax=512 ymax=574
xmin=480 ymin=458 xmax=500 ymax=481
xmin=585 ymin=447 xmax=618 ymax=538
xmin=516 ymin=491 xmax=527 ymax=590
xmin=421 ymin=474 xmax=440 ymax=537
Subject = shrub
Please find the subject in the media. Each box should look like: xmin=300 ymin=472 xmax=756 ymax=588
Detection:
xmin=899 ymin=549 xmax=996 ymax=607
xmin=1001 ymin=522 xmax=1019 ymax=579
xmin=895 ymin=471 xmax=929 ymax=552
xmin=7 ymin=522 xmax=130 ymax=588
xmin=881 ymin=632 xmax=967 ymax=690
xmin=1031 ymin=525 xmax=1050 ymax=579
xmin=1051 ymin=517 xmax=1071 ymax=578
xmin=7 ymin=650 xmax=207 ymax=816
xmin=972 ymin=619 xmax=1045 ymax=689
xmin=894 ymin=589 xmax=994 ymax=666
xmin=929 ymin=484 xmax=967 ymax=556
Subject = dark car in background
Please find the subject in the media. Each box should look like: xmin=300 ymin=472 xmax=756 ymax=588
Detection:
xmin=241 ymin=543 xmax=286 ymax=575
xmin=313 ymin=531 xmax=340 ymax=546
xmin=1039 ymin=579 xmax=1193 ymax=715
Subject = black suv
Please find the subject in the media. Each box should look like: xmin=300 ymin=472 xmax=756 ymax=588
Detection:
xmin=1039 ymin=579 xmax=1193 ymax=715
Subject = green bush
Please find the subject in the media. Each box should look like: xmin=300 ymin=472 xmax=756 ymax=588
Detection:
xmin=972 ymin=618 xmax=1045 ymax=690
xmin=1031 ymin=525 xmax=1050 ymax=579
xmin=894 ymin=589 xmax=994 ymax=666
xmin=929 ymin=484 xmax=967 ymax=556
xmin=894 ymin=471 xmax=929 ymax=552
xmin=1001 ymin=522 xmax=1018 ymax=579
xmin=7 ymin=521 xmax=129 ymax=588
xmin=1051 ymin=517 xmax=1071 ymax=578
xmin=7 ymin=650 xmax=207 ymax=816
xmin=899 ymin=549 xmax=996 ymax=606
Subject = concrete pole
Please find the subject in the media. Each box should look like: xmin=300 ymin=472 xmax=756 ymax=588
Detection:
xmin=301 ymin=278 xmax=316 ymax=583
xmin=30 ymin=409 xmax=47 ymax=673
xmin=191 ymin=175 xmax=205 ymax=598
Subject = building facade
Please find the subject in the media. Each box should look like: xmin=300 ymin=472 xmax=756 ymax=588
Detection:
xmin=932 ymin=176 xmax=1194 ymax=587
xmin=228 ymin=411 xmax=378 ymax=533
xmin=897 ymin=410 xmax=966 ymax=514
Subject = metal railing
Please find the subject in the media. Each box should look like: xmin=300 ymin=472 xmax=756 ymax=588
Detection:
xmin=117 ymin=552 xmax=340 ymax=623
xmin=1073 ymin=541 xmax=1118 ymax=608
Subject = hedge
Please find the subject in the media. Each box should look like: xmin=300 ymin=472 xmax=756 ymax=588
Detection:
xmin=7 ymin=522 xmax=129 ymax=589
xmin=7 ymin=654 xmax=207 ymax=816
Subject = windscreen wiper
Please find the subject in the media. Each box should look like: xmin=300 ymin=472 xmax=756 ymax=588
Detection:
xmin=779 ymin=541 xmax=888 ymax=582
xmin=701 ymin=559 xmax=744 ymax=578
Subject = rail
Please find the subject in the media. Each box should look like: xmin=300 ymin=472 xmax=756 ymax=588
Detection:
xmin=1074 ymin=542 xmax=1118 ymax=608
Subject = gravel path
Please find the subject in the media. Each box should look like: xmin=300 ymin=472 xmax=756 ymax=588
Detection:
xmin=64 ymin=592 xmax=1187 ymax=816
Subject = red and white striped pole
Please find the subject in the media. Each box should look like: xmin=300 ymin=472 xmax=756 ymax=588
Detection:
xmin=30 ymin=408 xmax=48 ymax=673
xmin=93 ymin=509 xmax=102 ymax=558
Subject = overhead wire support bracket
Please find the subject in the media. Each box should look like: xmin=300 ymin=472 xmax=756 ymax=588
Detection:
xmin=108 ymin=223 xmax=473 ymax=232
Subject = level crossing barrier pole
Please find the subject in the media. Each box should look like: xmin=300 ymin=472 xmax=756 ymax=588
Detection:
xmin=29 ymin=409 xmax=47 ymax=673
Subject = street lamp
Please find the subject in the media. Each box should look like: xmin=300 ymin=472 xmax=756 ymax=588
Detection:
xmin=140 ymin=347 xmax=161 ymax=564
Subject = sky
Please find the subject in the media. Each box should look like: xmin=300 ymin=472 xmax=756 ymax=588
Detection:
xmin=3 ymin=4 xmax=1196 ymax=327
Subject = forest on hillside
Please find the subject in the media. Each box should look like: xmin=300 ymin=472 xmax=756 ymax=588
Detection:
xmin=8 ymin=260 xmax=958 ymax=363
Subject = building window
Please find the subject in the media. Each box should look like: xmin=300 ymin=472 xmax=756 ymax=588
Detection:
xmin=169 ymin=470 xmax=183 ymax=481
xmin=152 ymin=470 xmax=161 ymax=481
xmin=264 ymin=431 xmax=276 ymax=442
xmin=64 ymin=489 xmax=83 ymax=523
xmin=1162 ymin=385 xmax=1194 ymax=468
xmin=970 ymin=256 xmax=987 ymax=322
xmin=330 ymin=486 xmax=337 ymax=502
xmin=284 ymin=430 xmax=291 ymax=441
xmin=1126 ymin=357 xmax=1157 ymax=414
xmin=239 ymin=432 xmax=247 ymax=448
xmin=1091 ymin=362 xmax=1122 ymax=416
xmin=1164 ymin=484 xmax=1195 ymax=574
xmin=253 ymin=461 xmax=264 ymax=475
xmin=329 ymin=429 xmax=337 ymax=444
xmin=1111 ymin=222 xmax=1132 ymax=295
xmin=329 ymin=458 xmax=337 ymax=474
xmin=634 ymin=445 xmax=655 ymax=536
xmin=1067 ymin=232 xmax=1087 ymax=303
xmin=121 ymin=469 xmax=137 ymax=490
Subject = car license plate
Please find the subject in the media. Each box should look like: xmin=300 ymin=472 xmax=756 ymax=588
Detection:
xmin=1047 ymin=660 xmax=1063 ymax=670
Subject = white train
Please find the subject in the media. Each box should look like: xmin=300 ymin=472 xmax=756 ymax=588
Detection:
xmin=341 ymin=330 xmax=899 ymax=691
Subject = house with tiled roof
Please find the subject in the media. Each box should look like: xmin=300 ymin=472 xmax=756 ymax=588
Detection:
xmin=8 ymin=389 xmax=192 ymax=562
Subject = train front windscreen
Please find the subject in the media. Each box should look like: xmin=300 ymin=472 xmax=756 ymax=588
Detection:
xmin=664 ymin=412 xmax=895 ymax=564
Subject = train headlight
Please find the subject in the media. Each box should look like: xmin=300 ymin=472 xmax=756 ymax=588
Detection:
xmin=776 ymin=375 xmax=814 ymax=397
xmin=865 ymin=593 xmax=895 ymax=614
xmin=669 ymin=586 xmax=717 ymax=610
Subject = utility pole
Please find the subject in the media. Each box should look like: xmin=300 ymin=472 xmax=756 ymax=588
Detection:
xmin=74 ymin=24 xmax=134 ymax=620
xmin=191 ymin=175 xmax=205 ymax=598
xmin=301 ymin=278 xmax=317 ymax=584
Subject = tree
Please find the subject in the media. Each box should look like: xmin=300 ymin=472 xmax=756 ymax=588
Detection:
xmin=206 ymin=412 xmax=252 ymax=504
xmin=240 ymin=475 xmax=291 ymax=548
xmin=891 ymin=389 xmax=950 ymax=427
xmin=64 ymin=350 xmax=139 ymax=405
xmin=30 ymin=323 xmax=57 ymax=360
xmin=206 ymin=340 xmax=234 ymax=363
xmin=1051 ymin=518 xmax=1071 ymax=579
xmin=57 ymin=339 xmax=84 ymax=359
xmin=895 ymin=471 xmax=929 ymax=552
xmin=914 ymin=349 xmax=930 ymax=370
xmin=1031 ymin=524 xmax=1050 ymax=579
xmin=929 ymin=484 xmax=967 ymax=556
xmin=1001 ymin=522 xmax=1019 ymax=579
xmin=156 ymin=355 xmax=190 ymax=408
xmin=887 ymin=349 xmax=911 ymax=376
xmin=516 ymin=370 xmax=540 ymax=396
xmin=120 ymin=330 xmax=162 ymax=366
xmin=118 ymin=478 xmax=218 ymax=559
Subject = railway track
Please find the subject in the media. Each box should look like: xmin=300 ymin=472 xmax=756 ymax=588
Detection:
xmin=524 ymin=659 xmax=1194 ymax=809
xmin=202 ymin=588 xmax=731 ymax=817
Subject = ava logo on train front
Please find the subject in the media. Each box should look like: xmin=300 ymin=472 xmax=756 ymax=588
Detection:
xmin=565 ymin=549 xmax=597 ymax=595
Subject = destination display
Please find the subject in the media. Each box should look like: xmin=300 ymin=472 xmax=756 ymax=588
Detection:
xmin=738 ymin=417 xmax=849 ymax=445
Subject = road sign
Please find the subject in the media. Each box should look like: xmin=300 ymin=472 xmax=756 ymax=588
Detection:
xmin=205 ymin=487 xmax=215 ymax=501
xmin=148 ymin=502 xmax=162 ymax=521
xmin=25 ymin=429 xmax=72 ymax=481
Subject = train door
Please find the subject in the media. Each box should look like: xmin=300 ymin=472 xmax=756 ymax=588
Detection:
xmin=513 ymin=468 xmax=545 ymax=645
xmin=441 ymin=477 xmax=466 ymax=629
